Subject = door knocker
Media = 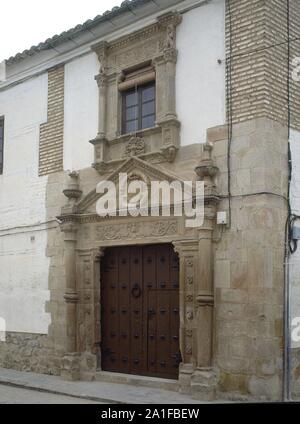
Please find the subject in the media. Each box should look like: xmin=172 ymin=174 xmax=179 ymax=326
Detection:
xmin=131 ymin=283 xmax=142 ymax=299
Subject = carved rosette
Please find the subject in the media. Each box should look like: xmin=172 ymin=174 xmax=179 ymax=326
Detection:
xmin=184 ymin=257 xmax=195 ymax=359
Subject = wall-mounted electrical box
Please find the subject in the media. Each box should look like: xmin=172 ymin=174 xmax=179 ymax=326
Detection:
xmin=217 ymin=211 xmax=227 ymax=225
xmin=293 ymin=226 xmax=300 ymax=241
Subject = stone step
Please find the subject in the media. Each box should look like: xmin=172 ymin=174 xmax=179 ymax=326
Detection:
xmin=95 ymin=371 xmax=179 ymax=392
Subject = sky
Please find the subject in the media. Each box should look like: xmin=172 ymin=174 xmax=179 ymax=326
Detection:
xmin=0 ymin=0 xmax=123 ymax=61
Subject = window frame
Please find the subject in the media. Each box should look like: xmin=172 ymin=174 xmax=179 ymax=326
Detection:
xmin=0 ymin=117 xmax=4 ymax=175
xmin=121 ymin=81 xmax=156 ymax=135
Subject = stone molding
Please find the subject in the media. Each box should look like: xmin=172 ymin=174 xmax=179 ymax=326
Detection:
xmin=90 ymin=11 xmax=182 ymax=173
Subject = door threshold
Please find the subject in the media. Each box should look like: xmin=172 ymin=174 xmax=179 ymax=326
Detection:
xmin=96 ymin=371 xmax=179 ymax=392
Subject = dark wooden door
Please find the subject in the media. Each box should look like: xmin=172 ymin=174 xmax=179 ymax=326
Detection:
xmin=101 ymin=244 xmax=180 ymax=379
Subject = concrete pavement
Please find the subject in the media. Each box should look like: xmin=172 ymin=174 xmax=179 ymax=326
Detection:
xmin=0 ymin=368 xmax=205 ymax=404
xmin=0 ymin=384 xmax=104 ymax=404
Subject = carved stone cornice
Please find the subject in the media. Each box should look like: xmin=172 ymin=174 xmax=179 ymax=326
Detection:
xmin=157 ymin=11 xmax=183 ymax=30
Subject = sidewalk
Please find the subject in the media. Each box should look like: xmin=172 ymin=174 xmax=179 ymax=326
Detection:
xmin=0 ymin=368 xmax=207 ymax=404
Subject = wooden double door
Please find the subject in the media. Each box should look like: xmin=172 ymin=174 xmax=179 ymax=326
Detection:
xmin=101 ymin=244 xmax=180 ymax=379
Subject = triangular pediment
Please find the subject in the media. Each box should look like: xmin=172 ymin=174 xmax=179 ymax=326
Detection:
xmin=78 ymin=157 xmax=185 ymax=213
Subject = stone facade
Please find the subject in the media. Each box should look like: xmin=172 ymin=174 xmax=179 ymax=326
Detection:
xmin=1 ymin=0 xmax=300 ymax=402
xmin=210 ymin=118 xmax=288 ymax=400
xmin=39 ymin=66 xmax=65 ymax=176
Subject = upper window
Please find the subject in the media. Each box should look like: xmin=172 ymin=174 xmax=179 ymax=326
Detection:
xmin=122 ymin=82 xmax=156 ymax=135
xmin=0 ymin=117 xmax=4 ymax=175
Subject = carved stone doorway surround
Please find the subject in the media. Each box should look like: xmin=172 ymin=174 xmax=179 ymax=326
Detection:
xmin=59 ymin=219 xmax=216 ymax=400
xmin=58 ymin=146 xmax=219 ymax=401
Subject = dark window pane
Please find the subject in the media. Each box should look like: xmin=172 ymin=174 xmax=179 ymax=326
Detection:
xmin=121 ymin=81 xmax=156 ymax=134
xmin=126 ymin=120 xmax=138 ymax=133
xmin=142 ymin=100 xmax=155 ymax=117
xmin=142 ymin=115 xmax=155 ymax=130
xmin=125 ymin=91 xmax=138 ymax=107
xmin=142 ymin=85 xmax=155 ymax=102
xmin=126 ymin=106 xmax=139 ymax=121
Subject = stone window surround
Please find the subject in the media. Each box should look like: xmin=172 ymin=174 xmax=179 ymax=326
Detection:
xmin=89 ymin=11 xmax=183 ymax=175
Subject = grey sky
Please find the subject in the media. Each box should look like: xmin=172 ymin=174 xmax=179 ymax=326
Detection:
xmin=1 ymin=0 xmax=123 ymax=61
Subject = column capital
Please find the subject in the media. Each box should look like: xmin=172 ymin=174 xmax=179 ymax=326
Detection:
xmin=91 ymin=40 xmax=109 ymax=62
xmin=93 ymin=247 xmax=106 ymax=262
xmin=95 ymin=71 xmax=108 ymax=88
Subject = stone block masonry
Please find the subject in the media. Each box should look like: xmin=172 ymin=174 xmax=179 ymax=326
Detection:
xmin=0 ymin=332 xmax=61 ymax=376
xmin=39 ymin=66 xmax=65 ymax=176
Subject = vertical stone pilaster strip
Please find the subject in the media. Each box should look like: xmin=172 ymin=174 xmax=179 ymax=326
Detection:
xmin=60 ymin=222 xmax=80 ymax=381
xmin=92 ymin=41 xmax=108 ymax=140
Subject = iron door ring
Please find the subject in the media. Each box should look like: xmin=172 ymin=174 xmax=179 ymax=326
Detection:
xmin=131 ymin=283 xmax=142 ymax=299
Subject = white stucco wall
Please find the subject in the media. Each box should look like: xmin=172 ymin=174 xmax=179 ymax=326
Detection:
xmin=0 ymin=75 xmax=51 ymax=334
xmin=62 ymin=0 xmax=226 ymax=169
xmin=176 ymin=0 xmax=226 ymax=145
xmin=290 ymin=129 xmax=300 ymax=348
xmin=0 ymin=0 xmax=226 ymax=335
xmin=63 ymin=52 xmax=99 ymax=171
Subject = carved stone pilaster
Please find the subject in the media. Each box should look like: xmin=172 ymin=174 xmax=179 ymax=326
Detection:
xmin=173 ymin=232 xmax=216 ymax=400
xmin=159 ymin=118 xmax=180 ymax=162
xmin=89 ymin=136 xmax=108 ymax=171
xmin=195 ymin=143 xmax=219 ymax=193
xmin=91 ymin=41 xmax=109 ymax=141
xmin=60 ymin=220 xmax=79 ymax=381
xmin=172 ymin=241 xmax=198 ymax=393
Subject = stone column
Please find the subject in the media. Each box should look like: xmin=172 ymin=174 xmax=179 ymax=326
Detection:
xmin=95 ymin=71 xmax=108 ymax=140
xmin=187 ymin=142 xmax=219 ymax=400
xmin=190 ymin=228 xmax=217 ymax=401
xmin=173 ymin=241 xmax=198 ymax=394
xmin=164 ymin=47 xmax=178 ymax=120
xmin=60 ymin=221 xmax=80 ymax=381
xmin=154 ymin=13 xmax=182 ymax=162
xmin=90 ymin=42 xmax=108 ymax=170
xmin=92 ymin=247 xmax=105 ymax=369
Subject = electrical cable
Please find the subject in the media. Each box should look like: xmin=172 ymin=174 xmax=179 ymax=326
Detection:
xmin=283 ymin=0 xmax=292 ymax=403
xmin=226 ymin=0 xmax=233 ymax=229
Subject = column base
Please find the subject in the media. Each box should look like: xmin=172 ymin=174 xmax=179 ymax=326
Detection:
xmin=79 ymin=352 xmax=97 ymax=381
xmin=61 ymin=353 xmax=81 ymax=381
xmin=179 ymin=363 xmax=194 ymax=394
xmin=191 ymin=368 xmax=217 ymax=401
